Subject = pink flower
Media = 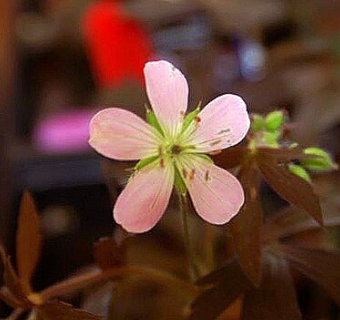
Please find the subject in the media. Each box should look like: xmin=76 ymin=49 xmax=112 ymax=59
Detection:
xmin=89 ymin=60 xmax=250 ymax=233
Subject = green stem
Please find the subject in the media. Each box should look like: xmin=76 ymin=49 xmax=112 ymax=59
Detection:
xmin=178 ymin=193 xmax=200 ymax=281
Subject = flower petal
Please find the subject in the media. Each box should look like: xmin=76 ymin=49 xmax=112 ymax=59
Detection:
xmin=114 ymin=161 xmax=174 ymax=233
xmin=177 ymin=155 xmax=244 ymax=225
xmin=144 ymin=60 xmax=189 ymax=137
xmin=89 ymin=108 xmax=162 ymax=160
xmin=182 ymin=94 xmax=250 ymax=153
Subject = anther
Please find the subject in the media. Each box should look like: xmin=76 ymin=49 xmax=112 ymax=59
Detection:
xmin=210 ymin=139 xmax=222 ymax=146
xmin=158 ymin=145 xmax=163 ymax=156
xmin=182 ymin=169 xmax=188 ymax=179
xmin=194 ymin=116 xmax=201 ymax=123
xmin=189 ymin=169 xmax=196 ymax=180
xmin=160 ymin=158 xmax=165 ymax=168
xmin=205 ymin=170 xmax=210 ymax=182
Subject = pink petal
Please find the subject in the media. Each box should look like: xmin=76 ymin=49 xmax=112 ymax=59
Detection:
xmin=178 ymin=155 xmax=244 ymax=225
xmin=144 ymin=60 xmax=189 ymax=137
xmin=89 ymin=108 xmax=162 ymax=160
xmin=114 ymin=161 xmax=174 ymax=233
xmin=183 ymin=94 xmax=250 ymax=153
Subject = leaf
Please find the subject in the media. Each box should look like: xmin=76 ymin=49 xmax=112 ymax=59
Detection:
xmin=93 ymin=230 xmax=128 ymax=270
xmin=38 ymin=301 xmax=102 ymax=320
xmin=263 ymin=207 xmax=340 ymax=244
xmin=16 ymin=192 xmax=42 ymax=293
xmin=277 ymin=245 xmax=340 ymax=306
xmin=258 ymin=147 xmax=307 ymax=163
xmin=212 ymin=146 xmax=248 ymax=169
xmin=257 ymin=153 xmax=323 ymax=225
xmin=229 ymin=163 xmax=263 ymax=286
xmin=0 ymin=241 xmax=28 ymax=306
xmin=242 ymin=254 xmax=301 ymax=320
xmin=188 ymin=258 xmax=252 ymax=320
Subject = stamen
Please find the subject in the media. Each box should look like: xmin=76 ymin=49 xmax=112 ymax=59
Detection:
xmin=194 ymin=116 xmax=201 ymax=123
xmin=182 ymin=168 xmax=188 ymax=179
xmin=204 ymin=170 xmax=210 ymax=182
xmin=189 ymin=169 xmax=196 ymax=180
xmin=210 ymin=139 xmax=222 ymax=146
xmin=160 ymin=158 xmax=165 ymax=168
xmin=218 ymin=128 xmax=231 ymax=135
xmin=158 ymin=145 xmax=163 ymax=156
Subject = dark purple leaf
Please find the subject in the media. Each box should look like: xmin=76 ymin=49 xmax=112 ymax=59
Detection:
xmin=230 ymin=163 xmax=263 ymax=286
xmin=0 ymin=242 xmax=28 ymax=306
xmin=277 ymin=245 xmax=340 ymax=306
xmin=188 ymin=258 xmax=252 ymax=320
xmin=259 ymin=147 xmax=308 ymax=163
xmin=38 ymin=301 xmax=102 ymax=320
xmin=258 ymin=154 xmax=323 ymax=225
xmin=242 ymin=254 xmax=301 ymax=320
xmin=263 ymin=207 xmax=340 ymax=244
xmin=16 ymin=191 xmax=42 ymax=293
xmin=212 ymin=146 xmax=248 ymax=169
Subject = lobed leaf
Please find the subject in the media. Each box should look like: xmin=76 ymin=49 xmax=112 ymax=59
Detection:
xmin=229 ymin=163 xmax=263 ymax=286
xmin=0 ymin=241 xmax=28 ymax=306
xmin=16 ymin=192 xmax=42 ymax=294
xmin=277 ymin=245 xmax=340 ymax=306
xmin=188 ymin=258 xmax=252 ymax=320
xmin=257 ymin=153 xmax=323 ymax=225
xmin=242 ymin=253 xmax=301 ymax=320
xmin=212 ymin=146 xmax=248 ymax=169
xmin=38 ymin=301 xmax=102 ymax=320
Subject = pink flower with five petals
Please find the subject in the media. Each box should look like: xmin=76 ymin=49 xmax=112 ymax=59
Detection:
xmin=89 ymin=60 xmax=250 ymax=233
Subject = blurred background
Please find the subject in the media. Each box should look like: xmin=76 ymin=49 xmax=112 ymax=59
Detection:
xmin=1 ymin=0 xmax=340 ymax=318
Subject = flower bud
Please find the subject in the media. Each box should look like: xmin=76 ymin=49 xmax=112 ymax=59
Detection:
xmin=264 ymin=111 xmax=284 ymax=132
xmin=251 ymin=114 xmax=264 ymax=132
xmin=301 ymin=148 xmax=338 ymax=172
xmin=288 ymin=164 xmax=311 ymax=183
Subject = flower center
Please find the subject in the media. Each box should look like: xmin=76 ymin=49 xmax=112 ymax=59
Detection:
xmin=171 ymin=144 xmax=182 ymax=155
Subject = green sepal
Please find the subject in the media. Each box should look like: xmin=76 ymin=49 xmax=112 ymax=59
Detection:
xmin=146 ymin=108 xmax=164 ymax=136
xmin=135 ymin=155 xmax=159 ymax=172
xmin=288 ymin=164 xmax=311 ymax=183
xmin=264 ymin=110 xmax=285 ymax=132
xmin=251 ymin=114 xmax=264 ymax=132
xmin=181 ymin=105 xmax=201 ymax=133
xmin=301 ymin=147 xmax=338 ymax=172
xmin=174 ymin=165 xmax=187 ymax=195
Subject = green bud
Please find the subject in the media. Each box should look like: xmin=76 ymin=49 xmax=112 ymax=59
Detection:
xmin=288 ymin=164 xmax=311 ymax=183
xmin=301 ymin=147 xmax=338 ymax=172
xmin=262 ymin=131 xmax=281 ymax=147
xmin=264 ymin=111 xmax=285 ymax=132
xmin=251 ymin=114 xmax=264 ymax=132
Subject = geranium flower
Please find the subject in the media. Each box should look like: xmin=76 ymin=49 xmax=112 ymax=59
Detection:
xmin=89 ymin=60 xmax=250 ymax=233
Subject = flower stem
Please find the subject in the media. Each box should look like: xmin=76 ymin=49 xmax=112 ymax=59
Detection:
xmin=178 ymin=193 xmax=200 ymax=281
